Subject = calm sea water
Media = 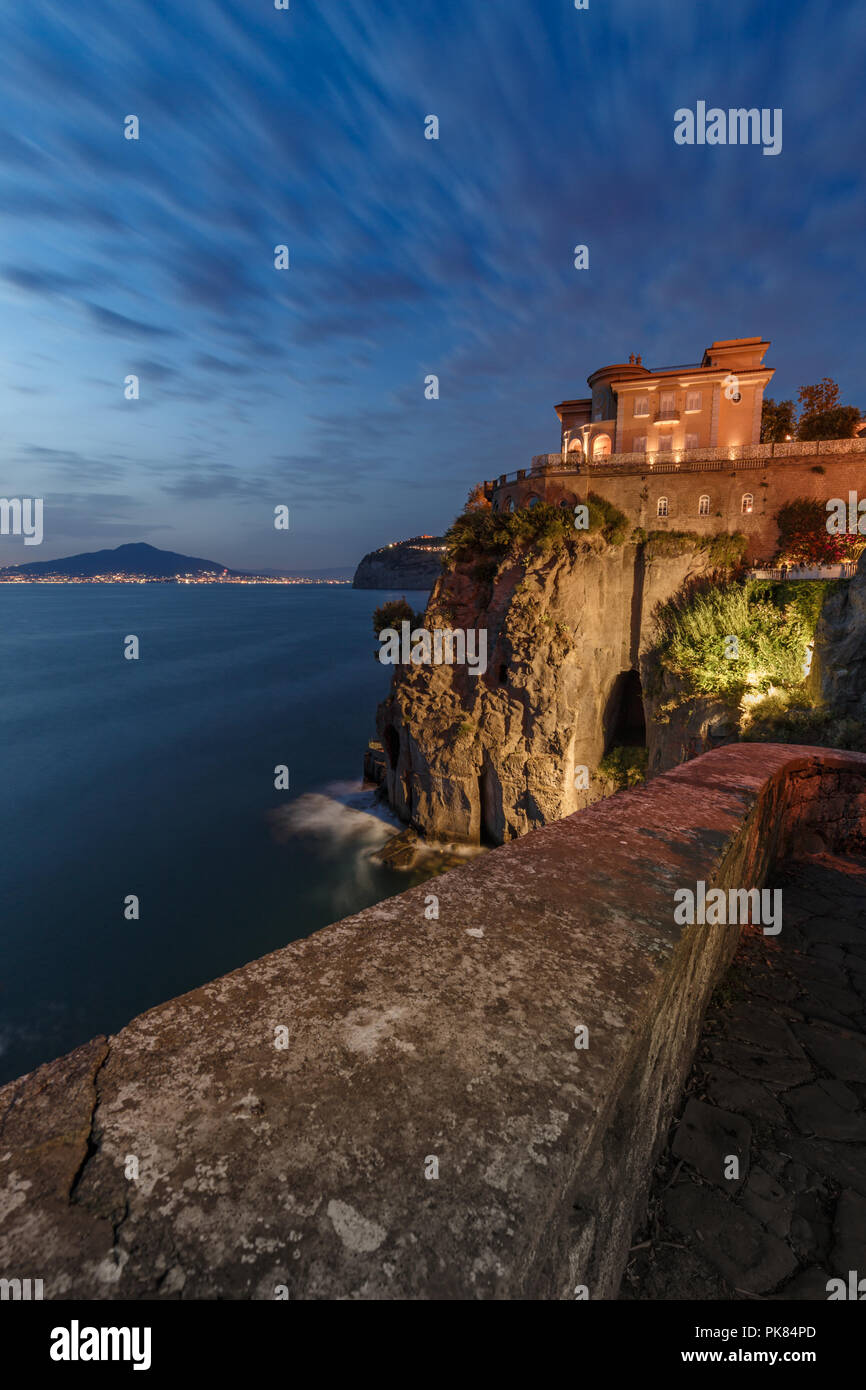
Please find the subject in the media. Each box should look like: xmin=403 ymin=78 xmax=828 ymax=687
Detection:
xmin=0 ymin=584 xmax=425 ymax=1086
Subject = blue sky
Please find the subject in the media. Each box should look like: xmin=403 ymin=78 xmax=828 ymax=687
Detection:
xmin=0 ymin=0 xmax=864 ymax=570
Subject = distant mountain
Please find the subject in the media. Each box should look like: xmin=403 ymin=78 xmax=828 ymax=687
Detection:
xmin=352 ymin=536 xmax=446 ymax=590
xmin=0 ymin=541 xmax=231 ymax=579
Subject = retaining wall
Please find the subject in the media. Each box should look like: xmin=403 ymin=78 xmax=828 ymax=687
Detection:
xmin=1 ymin=744 xmax=865 ymax=1299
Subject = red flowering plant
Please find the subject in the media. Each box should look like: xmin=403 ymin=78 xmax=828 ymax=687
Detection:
xmin=774 ymin=498 xmax=862 ymax=566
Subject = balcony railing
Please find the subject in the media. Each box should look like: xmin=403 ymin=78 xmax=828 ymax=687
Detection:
xmin=653 ymin=404 xmax=680 ymax=423
xmin=483 ymin=437 xmax=866 ymax=490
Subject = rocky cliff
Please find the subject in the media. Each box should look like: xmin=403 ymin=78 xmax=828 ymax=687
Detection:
xmin=376 ymin=524 xmax=727 ymax=844
xmin=352 ymin=536 xmax=445 ymax=590
xmin=810 ymin=552 xmax=866 ymax=722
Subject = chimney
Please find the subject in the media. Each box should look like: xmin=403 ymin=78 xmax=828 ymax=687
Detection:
xmin=628 ymin=353 xmax=635 ymax=364
xmin=636 ymin=353 xmax=642 ymax=365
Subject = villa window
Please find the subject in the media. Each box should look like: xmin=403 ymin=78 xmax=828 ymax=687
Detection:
xmin=657 ymin=434 xmax=673 ymax=452
xmin=657 ymin=497 xmax=669 ymax=517
xmin=685 ymin=432 xmax=700 ymax=451
xmin=633 ymin=436 xmax=647 ymax=453
xmin=659 ymin=391 xmax=676 ymax=415
xmin=527 ymin=495 xmax=541 ymax=508
xmin=742 ymin=493 xmax=754 ymax=514
xmin=633 ymin=396 xmax=649 ymax=417
xmin=504 ymin=496 xmax=514 ymax=512
xmin=698 ymin=495 xmax=710 ymax=516
xmin=686 ymin=390 xmax=702 ymax=412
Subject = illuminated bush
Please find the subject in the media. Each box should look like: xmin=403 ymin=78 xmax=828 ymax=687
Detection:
xmin=654 ymin=578 xmax=833 ymax=697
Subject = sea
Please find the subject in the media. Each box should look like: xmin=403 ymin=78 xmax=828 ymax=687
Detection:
xmin=0 ymin=583 xmax=429 ymax=1086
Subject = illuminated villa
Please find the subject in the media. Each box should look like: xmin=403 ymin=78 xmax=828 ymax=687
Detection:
xmin=480 ymin=337 xmax=866 ymax=561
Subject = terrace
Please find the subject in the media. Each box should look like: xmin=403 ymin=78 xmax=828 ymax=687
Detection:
xmin=485 ymin=436 xmax=866 ymax=491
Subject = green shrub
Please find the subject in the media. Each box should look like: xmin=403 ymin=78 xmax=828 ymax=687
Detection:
xmin=643 ymin=530 xmax=746 ymax=567
xmin=741 ymin=694 xmax=866 ymax=751
xmin=443 ymin=508 xmax=514 ymax=563
xmin=653 ymin=577 xmax=829 ymax=698
xmin=706 ymin=532 xmax=748 ymax=567
xmin=778 ymin=578 xmax=842 ymax=632
xmin=443 ymin=494 xmax=629 ymax=566
xmin=597 ymin=745 xmax=648 ymax=790
xmin=586 ymin=493 xmax=630 ymax=546
xmin=372 ymin=597 xmax=424 ymax=636
xmin=508 ymin=503 xmax=575 ymax=554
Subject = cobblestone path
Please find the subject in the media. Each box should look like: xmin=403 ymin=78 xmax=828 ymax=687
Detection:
xmin=620 ymin=852 xmax=866 ymax=1301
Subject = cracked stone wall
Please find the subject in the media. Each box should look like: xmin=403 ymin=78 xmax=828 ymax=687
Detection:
xmin=1 ymin=745 xmax=865 ymax=1300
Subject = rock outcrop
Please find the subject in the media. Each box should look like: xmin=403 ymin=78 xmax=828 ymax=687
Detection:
xmin=376 ymin=532 xmax=725 ymax=844
xmin=352 ymin=536 xmax=445 ymax=590
xmin=810 ymin=551 xmax=866 ymax=722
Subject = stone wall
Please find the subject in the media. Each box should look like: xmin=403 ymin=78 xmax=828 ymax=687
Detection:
xmin=1 ymin=745 xmax=864 ymax=1300
xmin=491 ymin=452 xmax=866 ymax=563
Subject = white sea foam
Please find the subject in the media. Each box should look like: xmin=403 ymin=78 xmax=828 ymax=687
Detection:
xmin=267 ymin=781 xmax=398 ymax=851
xmin=267 ymin=781 xmax=482 ymax=886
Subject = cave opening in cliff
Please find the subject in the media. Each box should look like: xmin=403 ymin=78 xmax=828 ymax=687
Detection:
xmin=382 ymin=724 xmax=399 ymax=768
xmin=603 ymin=669 xmax=647 ymax=751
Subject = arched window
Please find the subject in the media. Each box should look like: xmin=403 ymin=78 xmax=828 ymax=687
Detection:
xmin=503 ymin=496 xmax=514 ymax=512
xmin=698 ymin=495 xmax=710 ymax=516
xmin=567 ymin=437 xmax=582 ymax=453
xmin=741 ymin=493 xmax=754 ymax=514
xmin=657 ymin=496 xmax=669 ymax=517
xmin=527 ymin=494 xmax=541 ymax=508
xmin=491 ymin=498 xmax=499 ymax=512
xmin=592 ymin=433 xmax=612 ymax=460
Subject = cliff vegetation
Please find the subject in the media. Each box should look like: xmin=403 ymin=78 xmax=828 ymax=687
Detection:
xmin=444 ymin=495 xmax=630 ymax=577
xmin=647 ymin=574 xmax=866 ymax=752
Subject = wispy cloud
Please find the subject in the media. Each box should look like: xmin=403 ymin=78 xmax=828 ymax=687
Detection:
xmin=0 ymin=0 xmax=862 ymax=569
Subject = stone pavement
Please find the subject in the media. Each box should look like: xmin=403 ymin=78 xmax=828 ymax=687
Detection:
xmin=621 ymin=852 xmax=866 ymax=1300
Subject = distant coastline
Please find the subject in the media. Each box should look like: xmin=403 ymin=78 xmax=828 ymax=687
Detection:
xmin=0 ymin=540 xmax=352 ymax=585
xmin=352 ymin=534 xmax=445 ymax=590
xmin=0 ymin=573 xmax=352 ymax=585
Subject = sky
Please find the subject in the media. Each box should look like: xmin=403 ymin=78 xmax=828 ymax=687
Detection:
xmin=0 ymin=0 xmax=864 ymax=571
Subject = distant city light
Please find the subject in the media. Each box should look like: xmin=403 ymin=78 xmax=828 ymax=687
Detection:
xmin=0 ymin=572 xmax=351 ymax=586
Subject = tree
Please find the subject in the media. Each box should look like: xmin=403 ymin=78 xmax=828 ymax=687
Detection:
xmin=760 ymin=397 xmax=796 ymax=443
xmin=796 ymin=378 xmax=861 ymax=441
xmin=798 ymin=404 xmax=861 ymax=441
xmin=798 ymin=378 xmax=840 ymax=416
xmin=372 ymin=597 xmax=420 ymax=636
xmin=465 ymin=483 xmax=492 ymax=511
xmin=774 ymin=498 xmax=861 ymax=566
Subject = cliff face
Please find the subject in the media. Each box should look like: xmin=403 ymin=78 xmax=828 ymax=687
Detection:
xmin=641 ymin=655 xmax=740 ymax=779
xmin=352 ymin=537 xmax=445 ymax=590
xmin=810 ymin=552 xmax=866 ymax=722
xmin=376 ymin=534 xmax=720 ymax=844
